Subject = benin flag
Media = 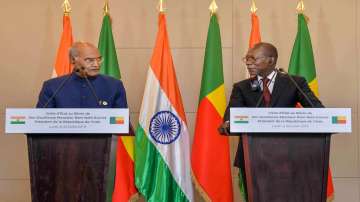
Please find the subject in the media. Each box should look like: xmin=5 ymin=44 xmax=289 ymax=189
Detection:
xmin=191 ymin=14 xmax=233 ymax=202
xmin=135 ymin=13 xmax=194 ymax=202
xmin=52 ymin=13 xmax=73 ymax=77
xmin=249 ymin=12 xmax=261 ymax=48
xmin=288 ymin=13 xmax=334 ymax=200
xmin=98 ymin=13 xmax=137 ymax=202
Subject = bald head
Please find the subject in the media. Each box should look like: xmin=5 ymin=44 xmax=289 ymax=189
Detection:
xmin=69 ymin=42 xmax=98 ymax=60
xmin=69 ymin=41 xmax=102 ymax=77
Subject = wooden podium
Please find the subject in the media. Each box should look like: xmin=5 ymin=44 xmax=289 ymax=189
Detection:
xmin=230 ymin=108 xmax=351 ymax=202
xmin=27 ymin=134 xmax=111 ymax=202
xmin=242 ymin=133 xmax=330 ymax=202
xmin=5 ymin=108 xmax=129 ymax=202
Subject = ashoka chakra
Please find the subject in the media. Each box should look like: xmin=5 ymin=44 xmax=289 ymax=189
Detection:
xmin=149 ymin=111 xmax=181 ymax=144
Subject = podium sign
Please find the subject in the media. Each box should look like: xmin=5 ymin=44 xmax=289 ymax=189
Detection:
xmin=5 ymin=108 xmax=129 ymax=134
xmin=230 ymin=108 xmax=351 ymax=133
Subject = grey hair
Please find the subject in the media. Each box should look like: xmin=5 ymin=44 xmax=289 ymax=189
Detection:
xmin=68 ymin=41 xmax=91 ymax=59
xmin=69 ymin=46 xmax=79 ymax=59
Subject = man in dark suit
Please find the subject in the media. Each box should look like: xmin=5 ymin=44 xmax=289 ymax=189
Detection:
xmin=34 ymin=42 xmax=128 ymax=201
xmin=37 ymin=41 xmax=127 ymax=108
xmin=219 ymin=42 xmax=323 ymax=201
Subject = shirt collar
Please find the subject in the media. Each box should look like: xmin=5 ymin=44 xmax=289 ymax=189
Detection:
xmin=257 ymin=70 xmax=277 ymax=82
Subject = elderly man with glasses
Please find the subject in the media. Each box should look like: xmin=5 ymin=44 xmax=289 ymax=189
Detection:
xmin=219 ymin=42 xmax=324 ymax=201
xmin=36 ymin=41 xmax=127 ymax=108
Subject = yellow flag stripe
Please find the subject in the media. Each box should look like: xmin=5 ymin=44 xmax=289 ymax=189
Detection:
xmin=206 ymin=84 xmax=226 ymax=117
xmin=308 ymin=78 xmax=319 ymax=97
xmin=120 ymin=136 xmax=135 ymax=161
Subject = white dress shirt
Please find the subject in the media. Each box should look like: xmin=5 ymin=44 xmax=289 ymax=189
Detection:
xmin=257 ymin=70 xmax=277 ymax=93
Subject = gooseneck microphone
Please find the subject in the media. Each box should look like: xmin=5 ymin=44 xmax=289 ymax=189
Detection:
xmin=42 ymin=70 xmax=76 ymax=108
xmin=250 ymin=78 xmax=261 ymax=92
xmin=277 ymin=68 xmax=315 ymax=107
xmin=77 ymin=66 xmax=103 ymax=107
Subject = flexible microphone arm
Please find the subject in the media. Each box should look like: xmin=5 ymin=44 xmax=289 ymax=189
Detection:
xmin=76 ymin=66 xmax=102 ymax=107
xmin=277 ymin=68 xmax=315 ymax=107
xmin=83 ymin=74 xmax=102 ymax=107
xmin=255 ymin=93 xmax=264 ymax=107
xmin=42 ymin=71 xmax=76 ymax=108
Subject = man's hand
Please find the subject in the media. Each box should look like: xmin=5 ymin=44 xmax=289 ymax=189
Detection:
xmin=218 ymin=121 xmax=230 ymax=135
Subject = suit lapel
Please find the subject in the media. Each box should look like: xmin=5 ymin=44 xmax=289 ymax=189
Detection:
xmin=251 ymin=89 xmax=263 ymax=107
xmin=270 ymin=73 xmax=287 ymax=107
xmin=244 ymin=79 xmax=263 ymax=107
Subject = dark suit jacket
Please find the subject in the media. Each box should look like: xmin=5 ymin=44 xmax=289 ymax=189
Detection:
xmin=36 ymin=73 xmax=128 ymax=108
xmin=224 ymin=72 xmax=324 ymax=167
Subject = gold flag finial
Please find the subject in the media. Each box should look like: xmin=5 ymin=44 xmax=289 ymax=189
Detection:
xmin=250 ymin=0 xmax=258 ymax=13
xmin=158 ymin=0 xmax=165 ymax=12
xmin=296 ymin=0 xmax=305 ymax=13
xmin=209 ymin=0 xmax=218 ymax=14
xmin=62 ymin=0 xmax=71 ymax=15
xmin=104 ymin=0 xmax=110 ymax=15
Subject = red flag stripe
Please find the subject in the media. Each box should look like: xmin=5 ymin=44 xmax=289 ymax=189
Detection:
xmin=112 ymin=138 xmax=137 ymax=202
xmin=192 ymin=98 xmax=233 ymax=202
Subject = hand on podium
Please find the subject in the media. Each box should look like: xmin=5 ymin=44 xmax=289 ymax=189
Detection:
xmin=218 ymin=121 xmax=230 ymax=135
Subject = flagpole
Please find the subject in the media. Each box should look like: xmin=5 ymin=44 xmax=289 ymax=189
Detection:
xmin=296 ymin=1 xmax=310 ymax=23
xmin=209 ymin=0 xmax=218 ymax=15
xmin=62 ymin=0 xmax=71 ymax=16
xmin=104 ymin=0 xmax=110 ymax=16
xmin=250 ymin=0 xmax=257 ymax=13
xmin=159 ymin=0 xmax=165 ymax=12
xmin=296 ymin=0 xmax=305 ymax=13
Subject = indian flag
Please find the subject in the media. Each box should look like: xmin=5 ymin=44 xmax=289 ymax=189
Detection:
xmin=234 ymin=116 xmax=249 ymax=124
xmin=135 ymin=13 xmax=194 ymax=202
xmin=52 ymin=0 xmax=73 ymax=78
xmin=10 ymin=116 xmax=26 ymax=124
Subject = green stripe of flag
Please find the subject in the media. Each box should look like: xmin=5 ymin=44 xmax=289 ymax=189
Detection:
xmin=288 ymin=13 xmax=316 ymax=83
xmin=10 ymin=121 xmax=25 ymax=124
xmin=99 ymin=14 xmax=121 ymax=79
xmin=199 ymin=15 xmax=224 ymax=102
xmin=135 ymin=125 xmax=189 ymax=202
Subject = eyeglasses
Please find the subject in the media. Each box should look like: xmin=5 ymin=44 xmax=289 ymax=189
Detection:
xmin=242 ymin=56 xmax=268 ymax=63
xmin=83 ymin=57 xmax=103 ymax=65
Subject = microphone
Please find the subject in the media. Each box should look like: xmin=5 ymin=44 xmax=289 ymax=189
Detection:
xmin=41 ymin=70 xmax=76 ymax=108
xmin=277 ymin=68 xmax=315 ymax=107
xmin=250 ymin=78 xmax=261 ymax=91
xmin=77 ymin=66 xmax=103 ymax=107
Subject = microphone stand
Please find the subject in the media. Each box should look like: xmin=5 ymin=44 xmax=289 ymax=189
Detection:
xmin=42 ymin=71 xmax=76 ymax=108
xmin=277 ymin=68 xmax=315 ymax=107
xmin=83 ymin=74 xmax=102 ymax=107
xmin=77 ymin=67 xmax=102 ymax=107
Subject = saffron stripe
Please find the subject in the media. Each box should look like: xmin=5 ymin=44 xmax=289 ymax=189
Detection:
xmin=149 ymin=14 xmax=186 ymax=123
